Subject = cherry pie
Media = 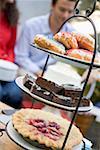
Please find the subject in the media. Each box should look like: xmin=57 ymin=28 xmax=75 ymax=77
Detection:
xmin=12 ymin=109 xmax=83 ymax=150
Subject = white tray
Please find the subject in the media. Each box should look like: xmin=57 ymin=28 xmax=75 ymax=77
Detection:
xmin=6 ymin=120 xmax=83 ymax=150
xmin=6 ymin=121 xmax=41 ymax=150
xmin=31 ymin=44 xmax=100 ymax=69
xmin=15 ymin=76 xmax=93 ymax=112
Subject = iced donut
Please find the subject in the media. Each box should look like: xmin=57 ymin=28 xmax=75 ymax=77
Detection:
xmin=65 ymin=49 xmax=100 ymax=63
xmin=65 ymin=49 xmax=92 ymax=61
xmin=53 ymin=32 xmax=78 ymax=49
xmin=72 ymin=32 xmax=94 ymax=52
xmin=34 ymin=34 xmax=65 ymax=54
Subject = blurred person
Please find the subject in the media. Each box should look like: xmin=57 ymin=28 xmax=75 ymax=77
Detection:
xmin=0 ymin=0 xmax=22 ymax=108
xmin=82 ymin=69 xmax=100 ymax=108
xmin=15 ymin=0 xmax=76 ymax=116
xmin=15 ymin=0 xmax=76 ymax=77
xmin=82 ymin=69 xmax=100 ymax=84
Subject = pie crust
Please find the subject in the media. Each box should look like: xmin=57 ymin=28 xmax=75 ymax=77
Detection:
xmin=12 ymin=109 xmax=83 ymax=150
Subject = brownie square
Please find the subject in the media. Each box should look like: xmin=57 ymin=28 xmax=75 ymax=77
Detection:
xmin=62 ymin=84 xmax=82 ymax=98
xmin=32 ymin=85 xmax=53 ymax=101
xmin=52 ymin=94 xmax=75 ymax=107
xmin=52 ymin=94 xmax=90 ymax=107
xmin=23 ymin=74 xmax=35 ymax=90
xmin=75 ymin=97 xmax=90 ymax=107
xmin=36 ymin=77 xmax=64 ymax=94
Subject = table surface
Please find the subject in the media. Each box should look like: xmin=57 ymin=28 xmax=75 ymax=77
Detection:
xmin=0 ymin=102 xmax=22 ymax=150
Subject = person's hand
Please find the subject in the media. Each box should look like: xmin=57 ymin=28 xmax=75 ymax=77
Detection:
xmin=81 ymin=69 xmax=100 ymax=84
xmin=34 ymin=70 xmax=43 ymax=77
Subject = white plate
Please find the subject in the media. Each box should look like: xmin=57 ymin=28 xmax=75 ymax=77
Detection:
xmin=15 ymin=76 xmax=93 ymax=112
xmin=6 ymin=121 xmax=41 ymax=150
xmin=0 ymin=59 xmax=18 ymax=81
xmin=31 ymin=44 xmax=100 ymax=69
xmin=6 ymin=120 xmax=83 ymax=150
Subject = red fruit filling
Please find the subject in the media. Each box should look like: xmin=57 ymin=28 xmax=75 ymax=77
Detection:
xmin=26 ymin=119 xmax=63 ymax=140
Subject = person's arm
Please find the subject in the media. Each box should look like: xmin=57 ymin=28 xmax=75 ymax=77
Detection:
xmin=15 ymin=23 xmax=41 ymax=74
xmin=81 ymin=69 xmax=100 ymax=84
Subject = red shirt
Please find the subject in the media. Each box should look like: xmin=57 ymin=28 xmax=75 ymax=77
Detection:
xmin=0 ymin=11 xmax=17 ymax=62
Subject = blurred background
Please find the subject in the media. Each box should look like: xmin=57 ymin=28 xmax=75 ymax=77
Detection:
xmin=17 ymin=0 xmax=51 ymax=24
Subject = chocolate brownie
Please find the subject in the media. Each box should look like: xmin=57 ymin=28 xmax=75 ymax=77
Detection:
xmin=53 ymin=94 xmax=90 ymax=107
xmin=23 ymin=74 xmax=35 ymax=90
xmin=62 ymin=84 xmax=82 ymax=98
xmin=76 ymin=97 xmax=90 ymax=107
xmin=23 ymin=75 xmax=88 ymax=107
xmin=53 ymin=94 xmax=75 ymax=107
xmin=32 ymin=85 xmax=53 ymax=101
xmin=36 ymin=77 xmax=64 ymax=94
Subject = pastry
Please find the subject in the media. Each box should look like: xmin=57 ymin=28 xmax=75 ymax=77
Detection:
xmin=65 ymin=48 xmax=100 ymax=63
xmin=12 ymin=109 xmax=83 ymax=150
xmin=53 ymin=94 xmax=90 ymax=107
xmin=23 ymin=76 xmax=82 ymax=102
xmin=35 ymin=78 xmax=82 ymax=98
xmin=23 ymin=74 xmax=35 ymax=90
xmin=54 ymin=32 xmax=78 ymax=49
xmin=72 ymin=32 xmax=94 ymax=51
xmin=78 ymin=97 xmax=90 ymax=107
xmin=34 ymin=34 xmax=65 ymax=54
xmin=36 ymin=77 xmax=64 ymax=94
xmin=65 ymin=48 xmax=88 ymax=61
xmin=62 ymin=84 xmax=82 ymax=98
xmin=53 ymin=94 xmax=73 ymax=107
xmin=31 ymin=85 xmax=53 ymax=101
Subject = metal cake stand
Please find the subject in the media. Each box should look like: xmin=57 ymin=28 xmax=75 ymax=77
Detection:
xmin=0 ymin=0 xmax=97 ymax=150
xmin=31 ymin=0 xmax=98 ymax=149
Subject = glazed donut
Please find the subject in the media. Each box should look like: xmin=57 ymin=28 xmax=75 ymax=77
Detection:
xmin=72 ymin=32 xmax=94 ymax=52
xmin=34 ymin=34 xmax=65 ymax=54
xmin=65 ymin=49 xmax=92 ymax=61
xmin=53 ymin=32 xmax=78 ymax=49
xmin=65 ymin=49 xmax=100 ymax=63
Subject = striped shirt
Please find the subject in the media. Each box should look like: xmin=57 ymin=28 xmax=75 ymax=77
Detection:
xmin=15 ymin=14 xmax=74 ymax=74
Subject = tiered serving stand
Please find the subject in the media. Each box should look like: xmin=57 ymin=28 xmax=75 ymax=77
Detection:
xmin=30 ymin=0 xmax=99 ymax=149
xmin=1 ymin=0 xmax=99 ymax=149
